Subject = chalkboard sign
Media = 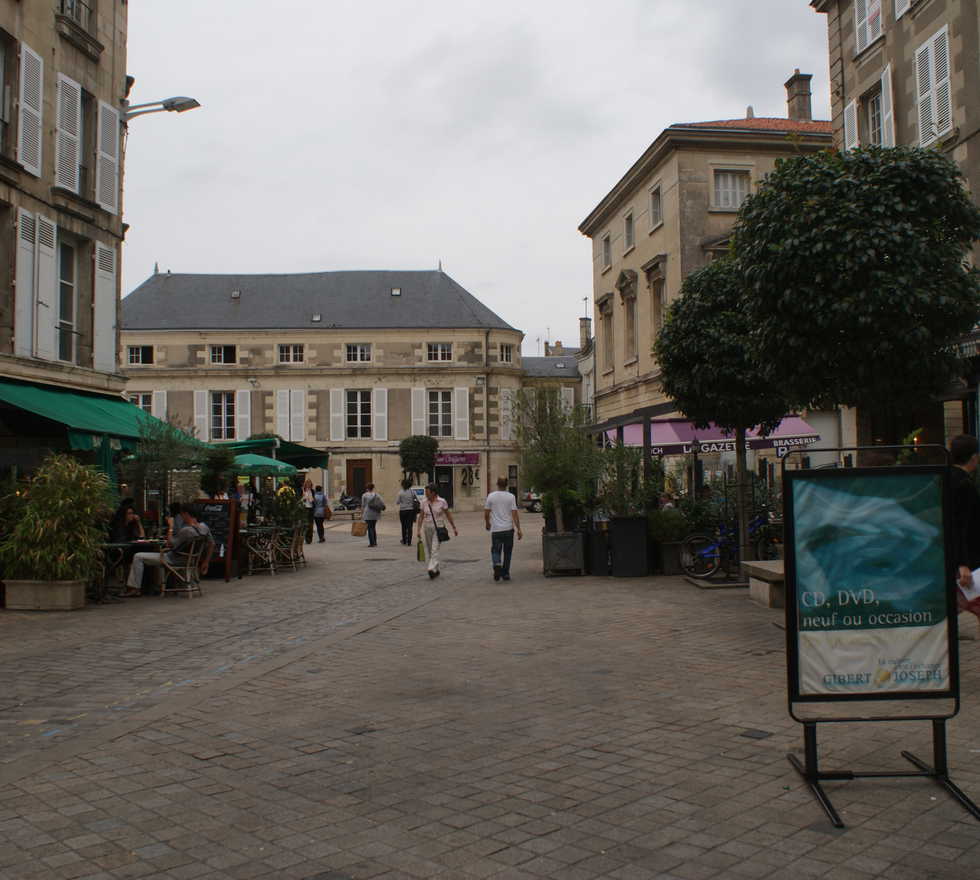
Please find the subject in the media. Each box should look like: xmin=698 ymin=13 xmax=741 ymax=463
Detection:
xmin=197 ymin=500 xmax=238 ymax=581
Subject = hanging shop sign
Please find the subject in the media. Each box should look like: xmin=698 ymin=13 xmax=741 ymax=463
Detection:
xmin=785 ymin=467 xmax=955 ymax=701
xmin=435 ymin=453 xmax=480 ymax=465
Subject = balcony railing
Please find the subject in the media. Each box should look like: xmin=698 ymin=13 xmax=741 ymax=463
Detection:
xmin=58 ymin=0 xmax=92 ymax=34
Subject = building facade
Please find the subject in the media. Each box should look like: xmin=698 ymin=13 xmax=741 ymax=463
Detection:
xmin=578 ymin=74 xmax=833 ymax=430
xmin=120 ymin=269 xmax=526 ymax=511
xmin=0 ymin=1 xmax=128 ymax=471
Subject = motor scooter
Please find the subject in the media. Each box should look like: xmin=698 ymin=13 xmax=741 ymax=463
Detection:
xmin=333 ymin=493 xmax=360 ymax=512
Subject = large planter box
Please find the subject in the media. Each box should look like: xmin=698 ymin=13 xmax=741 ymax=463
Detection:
xmin=4 ymin=579 xmax=87 ymax=611
xmin=584 ymin=530 xmax=610 ymax=575
xmin=542 ymin=532 xmax=584 ymax=576
xmin=658 ymin=541 xmax=685 ymax=576
xmin=609 ymin=517 xmax=649 ymax=577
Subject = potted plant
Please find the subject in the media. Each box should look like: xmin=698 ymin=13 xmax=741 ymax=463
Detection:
xmin=514 ymin=389 xmax=602 ymax=576
xmin=0 ymin=454 xmax=113 ymax=610
xmin=600 ymin=442 xmax=659 ymax=577
xmin=648 ymin=508 xmax=689 ymax=575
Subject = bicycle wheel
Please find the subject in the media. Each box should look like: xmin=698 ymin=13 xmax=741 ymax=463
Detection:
xmin=755 ymin=535 xmax=779 ymax=561
xmin=681 ymin=533 xmax=720 ymax=578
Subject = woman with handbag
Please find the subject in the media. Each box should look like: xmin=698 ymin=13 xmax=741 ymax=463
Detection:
xmin=416 ymin=483 xmax=458 ymax=579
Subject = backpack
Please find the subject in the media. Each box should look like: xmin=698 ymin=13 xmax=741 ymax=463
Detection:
xmin=368 ymin=493 xmax=385 ymax=512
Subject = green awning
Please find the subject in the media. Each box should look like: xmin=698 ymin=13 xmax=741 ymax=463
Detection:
xmin=234 ymin=453 xmax=299 ymax=476
xmin=0 ymin=378 xmax=158 ymax=451
xmin=224 ymin=437 xmax=329 ymax=469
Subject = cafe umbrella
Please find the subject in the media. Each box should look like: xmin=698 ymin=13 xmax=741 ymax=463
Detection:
xmin=232 ymin=453 xmax=299 ymax=477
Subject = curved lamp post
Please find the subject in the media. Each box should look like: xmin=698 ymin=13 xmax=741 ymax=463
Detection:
xmin=124 ymin=96 xmax=201 ymax=121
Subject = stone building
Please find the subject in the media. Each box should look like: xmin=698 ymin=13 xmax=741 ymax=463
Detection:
xmin=578 ymin=73 xmax=833 ymax=433
xmin=0 ymin=1 xmax=132 ymax=471
xmin=120 ymin=269 xmax=526 ymax=511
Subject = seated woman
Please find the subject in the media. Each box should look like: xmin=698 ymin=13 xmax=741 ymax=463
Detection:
xmin=108 ymin=498 xmax=145 ymax=543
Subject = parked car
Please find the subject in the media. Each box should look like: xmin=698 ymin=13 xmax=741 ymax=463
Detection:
xmin=523 ymin=489 xmax=542 ymax=513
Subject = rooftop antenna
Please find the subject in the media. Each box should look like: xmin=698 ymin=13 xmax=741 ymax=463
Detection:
xmin=582 ymin=296 xmax=589 ymax=317
xmin=153 ymin=261 xmax=159 ymax=274
xmin=536 ymin=336 xmax=541 ymax=356
xmin=438 ymin=259 xmax=443 ymax=272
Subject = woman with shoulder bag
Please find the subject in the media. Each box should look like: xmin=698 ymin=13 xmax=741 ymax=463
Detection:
xmin=361 ymin=483 xmax=385 ymax=547
xmin=416 ymin=483 xmax=458 ymax=579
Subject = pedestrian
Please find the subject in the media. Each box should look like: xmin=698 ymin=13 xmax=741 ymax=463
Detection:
xmin=484 ymin=477 xmax=522 ymax=581
xmin=313 ymin=484 xmax=328 ymax=542
xmin=361 ymin=482 xmax=385 ymax=547
xmin=302 ymin=479 xmax=315 ymax=543
xmin=416 ymin=483 xmax=457 ymax=578
xmin=396 ymin=478 xmax=419 ymax=545
xmin=950 ymin=434 xmax=980 ymax=618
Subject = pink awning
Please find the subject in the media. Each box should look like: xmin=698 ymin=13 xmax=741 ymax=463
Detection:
xmin=606 ymin=416 xmax=820 ymax=456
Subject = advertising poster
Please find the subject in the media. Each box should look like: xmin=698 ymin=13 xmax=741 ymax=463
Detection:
xmin=790 ymin=471 xmax=950 ymax=698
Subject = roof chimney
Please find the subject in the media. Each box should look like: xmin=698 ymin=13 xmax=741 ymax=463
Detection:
xmin=579 ymin=316 xmax=592 ymax=349
xmin=785 ymin=69 xmax=813 ymax=121
xmin=746 ymin=105 xmax=755 ymax=119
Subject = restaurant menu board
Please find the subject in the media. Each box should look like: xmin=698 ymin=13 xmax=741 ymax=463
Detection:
xmin=197 ymin=500 xmax=238 ymax=581
xmin=787 ymin=470 xmax=952 ymax=699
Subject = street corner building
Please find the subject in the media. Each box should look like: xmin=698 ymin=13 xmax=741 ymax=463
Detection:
xmin=119 ymin=269 xmax=528 ymax=511
xmin=0 ymin=1 xmax=138 ymax=471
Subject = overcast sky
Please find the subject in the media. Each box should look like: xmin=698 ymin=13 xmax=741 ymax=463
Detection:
xmin=123 ymin=1 xmax=831 ymax=354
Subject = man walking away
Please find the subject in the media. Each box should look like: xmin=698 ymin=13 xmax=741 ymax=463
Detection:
xmin=313 ymin=485 xmax=328 ymax=542
xmin=484 ymin=477 xmax=522 ymax=581
xmin=361 ymin=483 xmax=385 ymax=547
xmin=950 ymin=435 xmax=980 ymax=619
xmin=396 ymin=479 xmax=418 ymax=545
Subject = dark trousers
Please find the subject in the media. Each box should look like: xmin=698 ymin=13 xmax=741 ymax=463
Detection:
xmin=399 ymin=509 xmax=415 ymax=545
xmin=366 ymin=519 xmax=378 ymax=546
xmin=491 ymin=529 xmax=515 ymax=576
xmin=305 ymin=508 xmax=314 ymax=543
xmin=314 ymin=516 xmax=325 ymax=541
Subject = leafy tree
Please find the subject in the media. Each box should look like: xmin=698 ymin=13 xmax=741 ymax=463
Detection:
xmin=653 ymin=258 xmax=788 ymax=561
xmin=121 ymin=418 xmax=203 ymax=512
xmin=200 ymin=445 xmax=237 ymax=498
xmin=733 ymin=146 xmax=980 ymax=413
xmin=399 ymin=435 xmax=439 ymax=483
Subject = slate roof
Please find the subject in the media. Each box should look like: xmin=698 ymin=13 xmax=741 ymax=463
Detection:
xmin=121 ymin=270 xmax=518 ymax=332
xmin=522 ymin=357 xmax=581 ymax=379
xmin=671 ymin=117 xmax=832 ymax=134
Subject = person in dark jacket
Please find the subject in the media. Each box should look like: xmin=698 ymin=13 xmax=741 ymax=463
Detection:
xmin=950 ymin=434 xmax=980 ymax=617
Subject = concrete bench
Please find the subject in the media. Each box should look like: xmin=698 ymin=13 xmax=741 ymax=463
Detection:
xmin=741 ymin=560 xmax=785 ymax=609
xmin=329 ymin=508 xmax=362 ymax=522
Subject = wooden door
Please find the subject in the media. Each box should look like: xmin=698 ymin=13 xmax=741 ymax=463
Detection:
xmin=346 ymin=459 xmax=372 ymax=497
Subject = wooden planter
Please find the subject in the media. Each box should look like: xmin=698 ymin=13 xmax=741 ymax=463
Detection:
xmin=4 ymin=579 xmax=87 ymax=611
xmin=542 ymin=532 xmax=584 ymax=576
xmin=609 ymin=516 xmax=650 ymax=577
xmin=658 ymin=541 xmax=685 ymax=576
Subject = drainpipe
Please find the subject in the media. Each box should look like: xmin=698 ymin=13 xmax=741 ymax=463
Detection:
xmin=484 ymin=329 xmax=491 ymax=492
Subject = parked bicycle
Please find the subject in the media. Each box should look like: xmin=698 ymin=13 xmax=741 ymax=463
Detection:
xmin=680 ymin=513 xmax=779 ymax=578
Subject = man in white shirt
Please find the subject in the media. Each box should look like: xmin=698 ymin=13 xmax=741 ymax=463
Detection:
xmin=484 ymin=478 xmax=523 ymax=581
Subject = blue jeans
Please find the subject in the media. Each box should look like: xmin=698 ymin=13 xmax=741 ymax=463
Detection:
xmin=491 ymin=530 xmax=515 ymax=576
xmin=366 ymin=519 xmax=378 ymax=546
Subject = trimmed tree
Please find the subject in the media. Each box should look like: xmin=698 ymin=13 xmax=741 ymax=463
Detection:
xmin=734 ymin=146 xmax=980 ymax=413
xmin=653 ymin=258 xmax=789 ymax=563
xmin=399 ymin=435 xmax=439 ymax=484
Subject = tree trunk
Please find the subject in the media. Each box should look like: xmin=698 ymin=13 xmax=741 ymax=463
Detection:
xmin=555 ymin=503 xmax=565 ymax=534
xmin=735 ymin=426 xmax=753 ymax=567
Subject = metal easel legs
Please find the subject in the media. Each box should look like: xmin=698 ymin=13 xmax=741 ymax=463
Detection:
xmin=788 ymin=720 xmax=980 ymax=829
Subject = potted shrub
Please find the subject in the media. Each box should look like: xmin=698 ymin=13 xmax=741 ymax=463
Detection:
xmin=648 ymin=508 xmax=689 ymax=575
xmin=0 ymin=454 xmax=113 ymax=610
xmin=514 ymin=389 xmax=602 ymax=576
xmin=600 ymin=443 xmax=659 ymax=577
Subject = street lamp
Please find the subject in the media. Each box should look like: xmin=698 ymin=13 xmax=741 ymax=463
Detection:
xmin=124 ymin=96 xmax=201 ymax=121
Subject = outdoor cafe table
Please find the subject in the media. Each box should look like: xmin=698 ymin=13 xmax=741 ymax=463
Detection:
xmin=237 ymin=526 xmax=278 ymax=578
xmin=98 ymin=539 xmax=162 ymax=602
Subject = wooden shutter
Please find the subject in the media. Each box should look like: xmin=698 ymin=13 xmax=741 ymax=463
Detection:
xmin=193 ymin=390 xmax=208 ymax=440
xmin=561 ymin=386 xmax=575 ymax=413
xmin=932 ymin=27 xmax=952 ymax=139
xmin=895 ymin=0 xmax=911 ymax=21
xmin=329 ymin=388 xmax=345 ymax=441
xmin=373 ymin=388 xmax=388 ymax=441
xmin=93 ymin=242 xmax=117 ymax=372
xmin=17 ymin=43 xmax=43 ymax=177
xmin=276 ymin=389 xmax=290 ymax=438
xmin=96 ymin=101 xmax=120 ymax=214
xmin=411 ymin=387 xmax=426 ymax=435
xmin=14 ymin=209 xmax=35 ymax=358
xmin=855 ymin=0 xmax=869 ymax=53
xmin=236 ymin=390 xmax=251 ymax=440
xmin=290 ymin=389 xmax=305 ymax=441
xmin=152 ymin=391 xmax=167 ymax=420
xmin=34 ymin=215 xmax=57 ymax=360
xmin=880 ymin=64 xmax=895 ymax=147
xmin=867 ymin=0 xmax=881 ymax=45
xmin=454 ymin=387 xmax=469 ymax=441
xmin=916 ymin=39 xmax=934 ymax=145
xmin=843 ymin=100 xmax=859 ymax=150
xmin=55 ymin=74 xmax=81 ymax=192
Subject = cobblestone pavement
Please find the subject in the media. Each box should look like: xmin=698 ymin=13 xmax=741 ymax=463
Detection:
xmin=1 ymin=511 xmax=979 ymax=879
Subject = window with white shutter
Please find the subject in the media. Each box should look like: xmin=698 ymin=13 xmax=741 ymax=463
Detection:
xmin=329 ymin=388 xmax=344 ymax=441
xmin=236 ymin=390 xmax=251 ymax=440
xmin=843 ymin=100 xmax=859 ymax=150
xmin=499 ymin=389 xmax=513 ymax=442
xmin=373 ymin=388 xmax=388 ymax=441
xmin=193 ymin=390 xmax=208 ymax=440
xmin=276 ymin=389 xmax=290 ymax=438
xmin=454 ymin=387 xmax=469 ymax=441
xmin=34 ymin=216 xmax=57 ymax=361
xmin=14 ymin=208 xmax=35 ymax=358
xmin=855 ymin=0 xmax=881 ymax=55
xmin=96 ymin=101 xmax=119 ymax=214
xmin=289 ymin=389 xmax=305 ymax=441
xmin=916 ymin=26 xmax=952 ymax=146
xmin=152 ymin=391 xmax=168 ymax=421
xmin=93 ymin=242 xmax=117 ymax=373
xmin=561 ymin=387 xmax=575 ymax=413
xmin=880 ymin=64 xmax=895 ymax=147
xmin=55 ymin=74 xmax=81 ymax=192
xmin=411 ymin=388 xmax=426 ymax=436
xmin=895 ymin=0 xmax=912 ymax=21
xmin=16 ymin=43 xmax=42 ymax=176
xmin=713 ymin=170 xmax=750 ymax=210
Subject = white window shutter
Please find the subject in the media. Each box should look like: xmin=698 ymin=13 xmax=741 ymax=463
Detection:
xmin=454 ymin=387 xmax=469 ymax=441
xmin=152 ymin=391 xmax=167 ymax=420
xmin=193 ymin=390 xmax=209 ymax=440
xmin=96 ymin=101 xmax=120 ymax=214
xmin=499 ymin=389 xmax=512 ymax=442
xmin=561 ymin=386 xmax=575 ymax=413
xmin=290 ymin=389 xmax=305 ymax=441
xmin=34 ymin=215 xmax=57 ymax=360
xmin=855 ymin=0 xmax=869 ymax=54
xmin=14 ymin=209 xmax=35 ymax=358
xmin=93 ymin=243 xmax=117 ymax=372
xmin=867 ymin=0 xmax=881 ymax=44
xmin=17 ymin=43 xmax=43 ymax=177
xmin=373 ymin=388 xmax=388 ymax=441
xmin=55 ymin=74 xmax=81 ymax=192
xmin=329 ymin=388 xmax=345 ymax=441
xmin=276 ymin=389 xmax=290 ymax=438
xmin=843 ymin=100 xmax=859 ymax=150
xmin=895 ymin=0 xmax=911 ymax=20
xmin=916 ymin=40 xmax=934 ymax=145
xmin=236 ymin=390 xmax=251 ymax=440
xmin=411 ymin=388 xmax=426 ymax=435
xmin=932 ymin=27 xmax=952 ymax=139
xmin=880 ymin=64 xmax=895 ymax=147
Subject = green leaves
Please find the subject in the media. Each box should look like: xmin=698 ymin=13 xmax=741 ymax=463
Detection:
xmin=399 ymin=435 xmax=439 ymax=481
